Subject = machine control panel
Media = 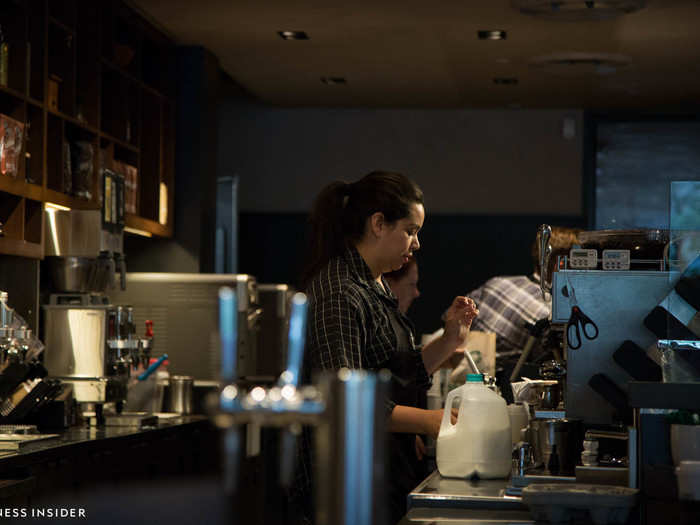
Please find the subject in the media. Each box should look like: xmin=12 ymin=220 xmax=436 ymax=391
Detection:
xmin=602 ymin=249 xmax=631 ymax=270
xmin=569 ymin=249 xmax=598 ymax=269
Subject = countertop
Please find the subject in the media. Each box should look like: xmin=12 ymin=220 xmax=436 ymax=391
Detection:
xmin=0 ymin=414 xmax=210 ymax=468
xmin=407 ymin=470 xmax=527 ymax=511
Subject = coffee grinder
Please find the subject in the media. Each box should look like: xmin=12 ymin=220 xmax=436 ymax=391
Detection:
xmin=40 ymin=171 xmax=153 ymax=425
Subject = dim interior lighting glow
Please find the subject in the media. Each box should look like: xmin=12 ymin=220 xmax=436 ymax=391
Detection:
xmin=45 ymin=202 xmax=71 ymax=211
xmin=159 ymin=182 xmax=168 ymax=226
xmin=478 ymin=30 xmax=507 ymax=40
xmin=281 ymin=384 xmax=296 ymax=400
xmin=123 ymin=226 xmax=153 ymax=237
xmin=222 ymin=384 xmax=238 ymax=400
xmin=278 ymin=31 xmax=309 ymax=40
xmin=321 ymin=76 xmax=347 ymax=85
xmin=250 ymin=386 xmax=266 ymax=402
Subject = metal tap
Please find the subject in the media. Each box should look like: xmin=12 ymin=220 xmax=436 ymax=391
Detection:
xmin=215 ymin=289 xmax=389 ymax=525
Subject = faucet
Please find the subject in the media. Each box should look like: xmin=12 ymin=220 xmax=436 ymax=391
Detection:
xmin=215 ymin=288 xmax=389 ymax=525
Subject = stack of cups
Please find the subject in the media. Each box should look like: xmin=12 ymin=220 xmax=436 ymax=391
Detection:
xmin=581 ymin=438 xmax=599 ymax=466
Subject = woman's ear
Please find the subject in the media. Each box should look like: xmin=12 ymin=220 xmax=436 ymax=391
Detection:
xmin=368 ymin=212 xmax=386 ymax=238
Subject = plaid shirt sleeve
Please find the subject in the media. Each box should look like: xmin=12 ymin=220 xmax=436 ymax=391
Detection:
xmin=308 ymin=291 xmax=366 ymax=370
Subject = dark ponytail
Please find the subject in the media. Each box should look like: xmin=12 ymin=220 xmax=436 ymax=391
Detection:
xmin=301 ymin=171 xmax=423 ymax=288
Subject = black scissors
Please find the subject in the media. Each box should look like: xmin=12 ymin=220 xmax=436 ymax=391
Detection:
xmin=565 ymin=275 xmax=599 ymax=350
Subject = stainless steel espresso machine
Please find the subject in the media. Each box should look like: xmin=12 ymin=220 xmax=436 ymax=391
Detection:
xmin=518 ymin=226 xmax=674 ymax=487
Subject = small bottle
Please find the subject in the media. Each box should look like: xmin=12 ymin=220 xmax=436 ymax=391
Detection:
xmin=0 ymin=25 xmax=8 ymax=87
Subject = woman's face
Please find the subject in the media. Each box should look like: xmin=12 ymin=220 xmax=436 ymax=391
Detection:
xmin=379 ymin=203 xmax=424 ymax=273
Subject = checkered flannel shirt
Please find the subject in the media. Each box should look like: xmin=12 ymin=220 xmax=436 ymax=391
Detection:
xmin=467 ymin=275 xmax=551 ymax=360
xmin=292 ymin=246 xmax=430 ymax=517
xmin=304 ymin=245 xmax=430 ymax=409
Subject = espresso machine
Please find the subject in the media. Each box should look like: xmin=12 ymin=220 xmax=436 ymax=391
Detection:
xmin=517 ymin=226 xmax=674 ymax=486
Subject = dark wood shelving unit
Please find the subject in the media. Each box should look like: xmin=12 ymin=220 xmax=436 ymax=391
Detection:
xmin=0 ymin=0 xmax=176 ymax=258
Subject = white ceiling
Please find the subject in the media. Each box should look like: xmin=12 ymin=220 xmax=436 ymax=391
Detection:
xmin=130 ymin=0 xmax=700 ymax=109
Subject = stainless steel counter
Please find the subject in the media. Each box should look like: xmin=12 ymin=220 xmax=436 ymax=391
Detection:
xmin=407 ymin=470 xmax=527 ymax=511
xmin=398 ymin=507 xmax=535 ymax=524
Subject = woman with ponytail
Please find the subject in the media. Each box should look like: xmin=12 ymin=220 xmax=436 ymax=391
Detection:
xmin=293 ymin=171 xmax=479 ymax=525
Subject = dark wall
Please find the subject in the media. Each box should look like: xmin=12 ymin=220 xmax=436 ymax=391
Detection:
xmin=239 ymin=212 xmax=587 ymax=336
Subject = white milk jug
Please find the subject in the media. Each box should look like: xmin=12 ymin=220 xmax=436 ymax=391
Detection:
xmin=436 ymin=374 xmax=512 ymax=478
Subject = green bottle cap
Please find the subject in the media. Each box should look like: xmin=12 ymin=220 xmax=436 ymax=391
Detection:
xmin=466 ymin=373 xmax=484 ymax=382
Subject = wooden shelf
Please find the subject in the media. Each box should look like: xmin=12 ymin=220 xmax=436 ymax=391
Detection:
xmin=47 ymin=107 xmax=100 ymax=136
xmin=125 ymin=213 xmax=172 ymax=238
xmin=0 ymin=237 xmax=43 ymax=259
xmin=0 ymin=0 xmax=176 ymax=259
xmin=0 ymin=84 xmax=27 ymax=102
xmin=0 ymin=177 xmax=43 ymax=201
xmin=101 ymin=133 xmax=139 ymax=153
xmin=43 ymin=188 xmax=99 ymax=211
xmin=49 ymin=16 xmax=75 ymax=36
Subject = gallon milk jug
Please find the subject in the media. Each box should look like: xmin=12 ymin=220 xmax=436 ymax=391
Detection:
xmin=436 ymin=374 xmax=512 ymax=478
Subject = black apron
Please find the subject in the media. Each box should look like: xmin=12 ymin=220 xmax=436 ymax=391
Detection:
xmin=383 ymin=307 xmax=429 ymax=525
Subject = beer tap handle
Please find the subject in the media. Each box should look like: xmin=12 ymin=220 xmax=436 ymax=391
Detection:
xmin=279 ymin=423 xmax=302 ymax=488
xmin=278 ymin=294 xmax=309 ymax=488
xmin=223 ymin=426 xmax=242 ymax=493
xmin=219 ymin=287 xmax=238 ymax=383
xmin=279 ymin=293 xmax=309 ymax=387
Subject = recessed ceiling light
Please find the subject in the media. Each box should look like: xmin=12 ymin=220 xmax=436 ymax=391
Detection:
xmin=493 ymin=77 xmax=518 ymax=85
xmin=278 ymin=31 xmax=309 ymax=40
xmin=321 ymin=77 xmax=346 ymax=85
xmin=478 ymin=30 xmax=507 ymax=40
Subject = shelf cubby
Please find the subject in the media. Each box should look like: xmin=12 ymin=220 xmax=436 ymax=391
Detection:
xmin=47 ymin=21 xmax=75 ymax=116
xmin=28 ymin=0 xmax=45 ymax=102
xmin=0 ymin=1 xmax=29 ymax=96
xmin=48 ymin=0 xmax=76 ymax=33
xmin=0 ymin=192 xmax=24 ymax=240
xmin=24 ymin=198 xmax=42 ymax=244
xmin=75 ymin=0 xmax=99 ymax=128
xmin=0 ymin=0 xmax=175 ymax=256
xmin=139 ymin=89 xmax=160 ymax=222
xmin=45 ymin=113 xmax=64 ymax=194
xmin=64 ymin=120 xmax=98 ymax=203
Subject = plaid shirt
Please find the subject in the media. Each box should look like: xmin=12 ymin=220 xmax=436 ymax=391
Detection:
xmin=305 ymin=245 xmax=430 ymax=409
xmin=292 ymin=246 xmax=430 ymax=520
xmin=467 ymin=275 xmax=551 ymax=360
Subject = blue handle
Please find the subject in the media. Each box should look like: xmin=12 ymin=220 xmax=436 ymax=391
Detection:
xmin=138 ymin=353 xmax=168 ymax=381
xmin=219 ymin=287 xmax=238 ymax=383
xmin=281 ymin=293 xmax=308 ymax=387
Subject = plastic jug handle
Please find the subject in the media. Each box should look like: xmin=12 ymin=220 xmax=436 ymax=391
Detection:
xmin=440 ymin=389 xmax=459 ymax=431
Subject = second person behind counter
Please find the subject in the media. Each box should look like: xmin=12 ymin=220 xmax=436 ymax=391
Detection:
xmin=384 ymin=254 xmax=420 ymax=315
xmin=295 ymin=170 xmax=479 ymax=525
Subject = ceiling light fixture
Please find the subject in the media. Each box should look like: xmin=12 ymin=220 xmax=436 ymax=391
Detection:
xmin=478 ymin=30 xmax=507 ymax=40
xmin=510 ymin=0 xmax=646 ymax=21
xmin=321 ymin=77 xmax=347 ymax=85
xmin=493 ymin=78 xmax=518 ymax=85
xmin=278 ymin=31 xmax=309 ymax=40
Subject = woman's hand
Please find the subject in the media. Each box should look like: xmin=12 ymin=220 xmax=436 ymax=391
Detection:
xmin=422 ymin=408 xmax=458 ymax=439
xmin=443 ymin=296 xmax=479 ymax=349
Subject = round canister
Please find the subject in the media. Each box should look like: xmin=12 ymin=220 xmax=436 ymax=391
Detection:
xmin=169 ymin=375 xmax=194 ymax=414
